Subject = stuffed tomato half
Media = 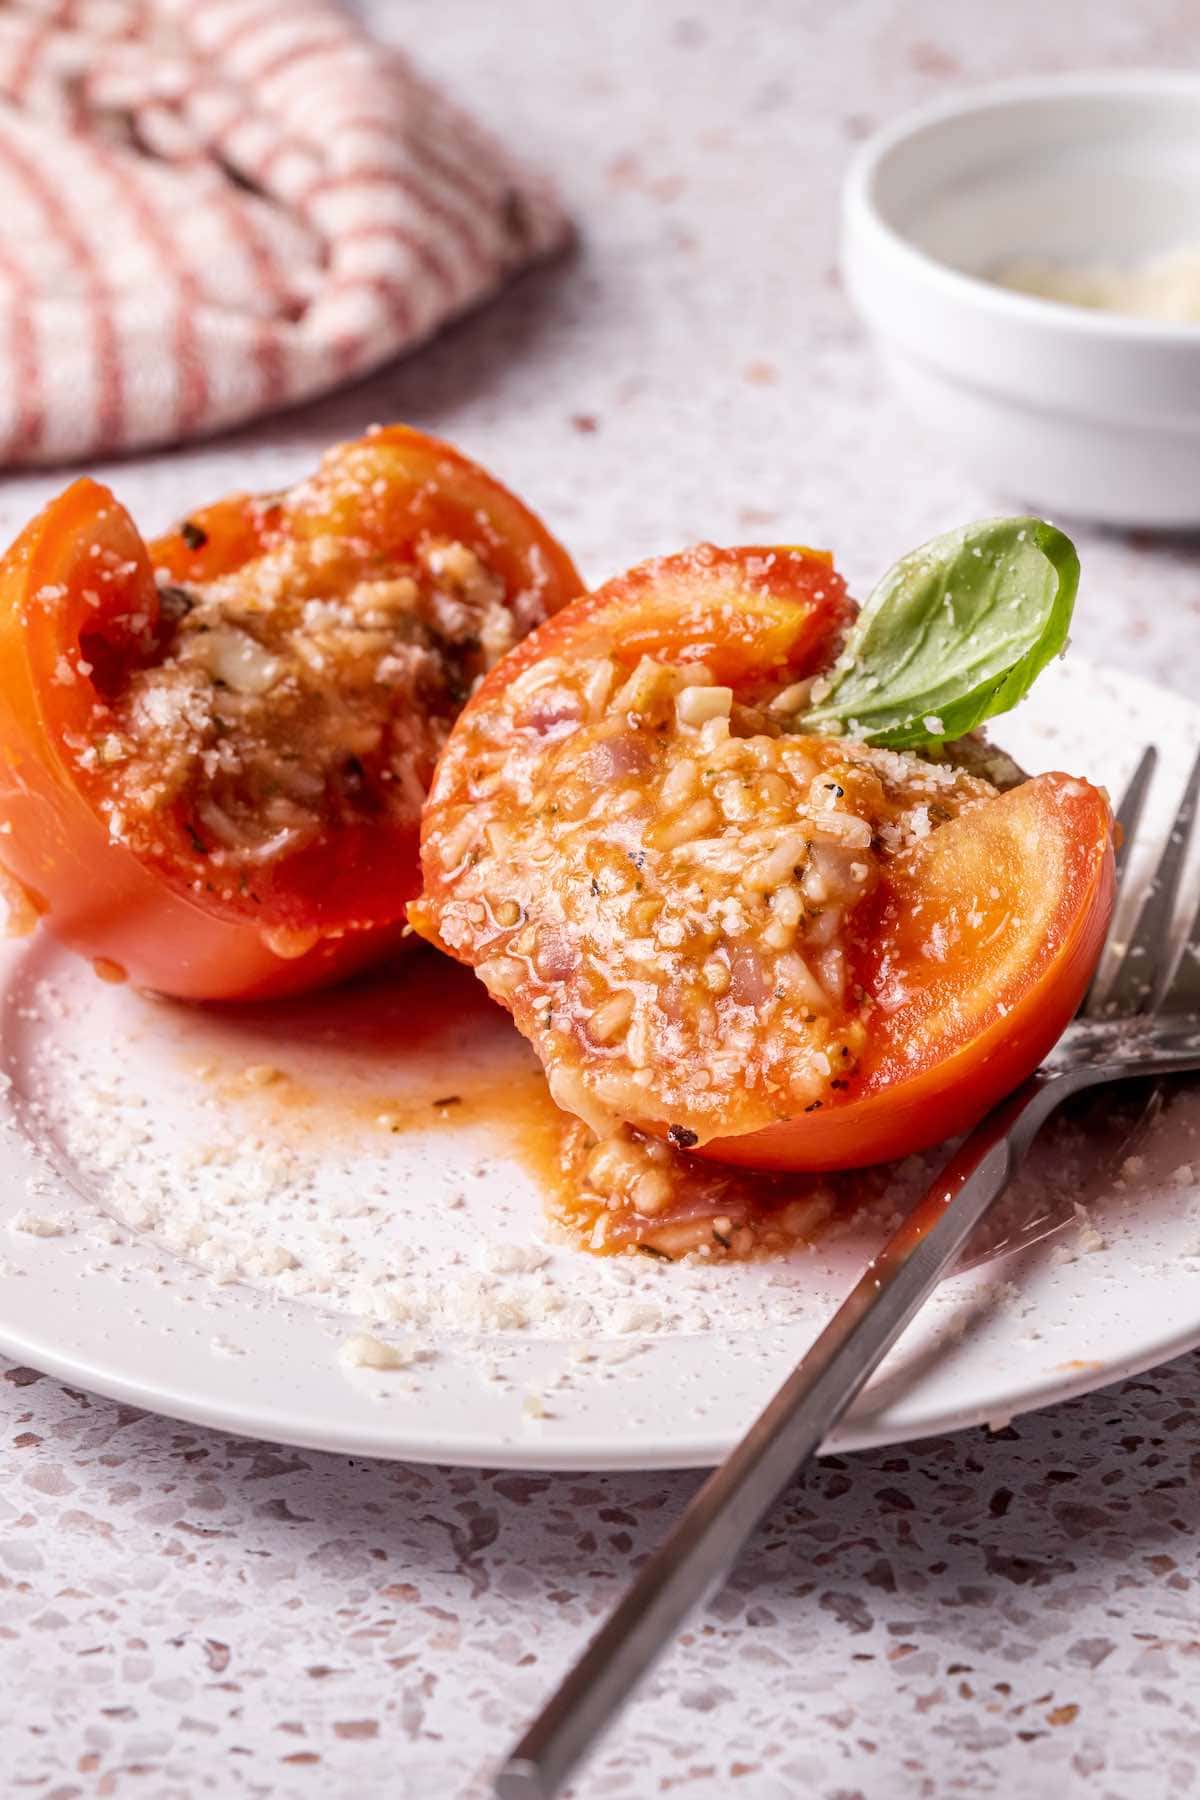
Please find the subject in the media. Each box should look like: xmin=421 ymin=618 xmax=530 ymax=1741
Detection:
xmin=0 ymin=425 xmax=581 ymax=1000
xmin=411 ymin=525 xmax=1115 ymax=1171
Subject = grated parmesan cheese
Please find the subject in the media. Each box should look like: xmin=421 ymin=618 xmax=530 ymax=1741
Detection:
xmin=996 ymin=243 xmax=1200 ymax=324
xmin=339 ymin=1332 xmax=418 ymax=1370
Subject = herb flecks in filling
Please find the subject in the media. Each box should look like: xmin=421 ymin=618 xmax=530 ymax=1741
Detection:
xmin=78 ymin=533 xmax=519 ymax=884
xmin=423 ymin=653 xmax=997 ymax=1144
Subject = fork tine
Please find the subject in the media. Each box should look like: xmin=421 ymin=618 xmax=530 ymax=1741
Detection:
xmin=1110 ymin=744 xmax=1159 ymax=899
xmin=1157 ymin=786 xmax=1200 ymax=1013
xmin=1080 ymin=744 xmax=1157 ymax=1016
xmin=1105 ymin=745 xmax=1200 ymax=1017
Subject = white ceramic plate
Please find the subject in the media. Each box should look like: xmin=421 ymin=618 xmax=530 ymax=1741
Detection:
xmin=2 ymin=657 xmax=1200 ymax=1471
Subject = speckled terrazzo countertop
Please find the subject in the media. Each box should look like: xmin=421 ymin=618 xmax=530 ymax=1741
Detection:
xmin=6 ymin=2 xmax=1200 ymax=1795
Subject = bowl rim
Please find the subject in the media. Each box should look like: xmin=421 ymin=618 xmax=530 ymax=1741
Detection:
xmin=844 ymin=69 xmax=1200 ymax=347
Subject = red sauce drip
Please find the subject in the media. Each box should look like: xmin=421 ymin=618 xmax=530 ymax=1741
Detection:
xmin=193 ymin=948 xmax=851 ymax=1261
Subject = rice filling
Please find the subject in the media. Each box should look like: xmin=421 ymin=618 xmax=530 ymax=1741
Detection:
xmin=423 ymin=651 xmax=998 ymax=1143
xmin=80 ymin=531 xmax=518 ymax=869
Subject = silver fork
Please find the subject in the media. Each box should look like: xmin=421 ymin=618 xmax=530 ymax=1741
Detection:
xmin=496 ymin=743 xmax=1200 ymax=1800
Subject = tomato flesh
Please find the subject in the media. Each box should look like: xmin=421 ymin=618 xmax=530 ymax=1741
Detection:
xmin=701 ymin=771 xmax=1114 ymax=1168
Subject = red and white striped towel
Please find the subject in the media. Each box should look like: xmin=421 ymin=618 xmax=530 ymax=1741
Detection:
xmin=0 ymin=0 xmax=567 ymax=467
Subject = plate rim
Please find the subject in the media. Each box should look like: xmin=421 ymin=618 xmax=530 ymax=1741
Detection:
xmin=3 ymin=1298 xmax=1200 ymax=1470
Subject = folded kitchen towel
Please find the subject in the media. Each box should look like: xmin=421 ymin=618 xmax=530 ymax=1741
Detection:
xmin=0 ymin=0 xmax=567 ymax=466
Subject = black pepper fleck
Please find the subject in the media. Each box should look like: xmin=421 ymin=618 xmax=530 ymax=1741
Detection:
xmin=668 ymin=1124 xmax=699 ymax=1149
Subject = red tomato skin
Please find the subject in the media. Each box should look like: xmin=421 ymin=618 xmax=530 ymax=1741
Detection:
xmin=464 ymin=541 xmax=852 ymax=711
xmin=0 ymin=428 xmax=582 ymax=1002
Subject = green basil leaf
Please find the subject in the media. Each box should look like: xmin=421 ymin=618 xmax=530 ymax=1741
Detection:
xmin=798 ymin=517 xmax=1079 ymax=749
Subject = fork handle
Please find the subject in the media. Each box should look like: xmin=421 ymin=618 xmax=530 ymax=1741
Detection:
xmin=495 ymin=1072 xmax=1076 ymax=1800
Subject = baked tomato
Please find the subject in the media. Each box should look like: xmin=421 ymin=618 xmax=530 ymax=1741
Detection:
xmin=410 ymin=543 xmax=1114 ymax=1171
xmin=0 ymin=425 xmax=582 ymax=1000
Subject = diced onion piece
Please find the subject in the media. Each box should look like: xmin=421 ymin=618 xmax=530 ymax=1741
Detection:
xmin=676 ymin=685 xmax=733 ymax=727
xmin=186 ymin=627 xmax=283 ymax=696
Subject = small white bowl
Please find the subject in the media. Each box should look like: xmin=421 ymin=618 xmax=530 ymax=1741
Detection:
xmin=842 ymin=73 xmax=1200 ymax=528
